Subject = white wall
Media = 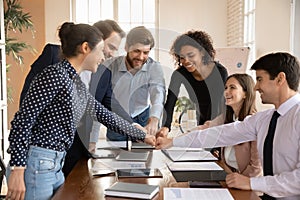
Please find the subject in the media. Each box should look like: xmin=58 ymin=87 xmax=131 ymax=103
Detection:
xmin=157 ymin=0 xmax=227 ymax=97
xmin=254 ymin=0 xmax=292 ymax=111
xmin=45 ymin=0 xmax=71 ymax=43
xmin=256 ymin=0 xmax=291 ymax=57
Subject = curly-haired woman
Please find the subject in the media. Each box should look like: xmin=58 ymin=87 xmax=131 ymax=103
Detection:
xmin=158 ymin=30 xmax=228 ymax=136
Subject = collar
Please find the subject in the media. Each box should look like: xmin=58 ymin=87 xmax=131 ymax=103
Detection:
xmin=61 ymin=59 xmax=79 ymax=80
xmin=276 ymin=93 xmax=300 ymax=116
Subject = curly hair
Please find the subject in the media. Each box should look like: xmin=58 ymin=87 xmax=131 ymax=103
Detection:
xmin=170 ymin=30 xmax=216 ymax=67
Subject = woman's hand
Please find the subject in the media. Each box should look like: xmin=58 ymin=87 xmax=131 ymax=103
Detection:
xmin=155 ymin=127 xmax=169 ymax=138
xmin=133 ymin=123 xmax=148 ymax=134
xmin=144 ymin=134 xmax=156 ymax=146
xmin=7 ymin=168 xmax=26 ymax=200
xmin=156 ymin=136 xmax=173 ymax=149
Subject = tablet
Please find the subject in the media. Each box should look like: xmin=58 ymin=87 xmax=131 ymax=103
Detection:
xmin=116 ymin=168 xmax=163 ymax=178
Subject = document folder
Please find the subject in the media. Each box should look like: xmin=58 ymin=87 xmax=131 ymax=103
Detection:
xmin=167 ymin=162 xmax=227 ymax=182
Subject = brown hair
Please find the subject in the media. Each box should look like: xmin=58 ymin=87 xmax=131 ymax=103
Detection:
xmin=126 ymin=26 xmax=154 ymax=49
xmin=58 ymin=22 xmax=103 ymax=58
xmin=224 ymin=73 xmax=256 ymax=123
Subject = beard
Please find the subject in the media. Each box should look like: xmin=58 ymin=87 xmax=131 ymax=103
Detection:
xmin=125 ymin=54 xmax=146 ymax=69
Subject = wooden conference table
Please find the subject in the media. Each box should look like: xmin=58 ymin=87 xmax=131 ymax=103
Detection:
xmin=52 ymin=148 xmax=260 ymax=200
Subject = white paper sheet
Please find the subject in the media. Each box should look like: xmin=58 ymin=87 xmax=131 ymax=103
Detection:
xmin=162 ymin=149 xmax=218 ymax=162
xmin=164 ymin=188 xmax=234 ymax=200
xmin=167 ymin=162 xmax=223 ymax=171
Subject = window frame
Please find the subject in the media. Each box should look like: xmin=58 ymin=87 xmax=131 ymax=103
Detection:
xmin=71 ymin=0 xmax=158 ymax=59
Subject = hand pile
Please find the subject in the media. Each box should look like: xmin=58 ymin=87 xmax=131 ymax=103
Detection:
xmin=141 ymin=126 xmax=173 ymax=149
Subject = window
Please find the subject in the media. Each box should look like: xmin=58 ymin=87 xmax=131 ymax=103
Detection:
xmin=227 ymin=0 xmax=256 ymax=69
xmin=73 ymin=0 xmax=156 ymax=30
xmin=72 ymin=0 xmax=157 ymax=58
xmin=243 ymin=0 xmax=256 ymax=66
xmin=73 ymin=0 xmax=114 ymax=24
xmin=291 ymin=0 xmax=300 ymax=60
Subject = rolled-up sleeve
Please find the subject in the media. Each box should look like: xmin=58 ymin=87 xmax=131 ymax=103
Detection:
xmin=148 ymin=62 xmax=165 ymax=119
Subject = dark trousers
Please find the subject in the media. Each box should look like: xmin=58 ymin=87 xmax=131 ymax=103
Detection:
xmin=62 ymin=132 xmax=91 ymax=178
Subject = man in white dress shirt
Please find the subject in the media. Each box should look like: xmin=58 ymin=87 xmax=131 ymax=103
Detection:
xmin=156 ymin=52 xmax=300 ymax=199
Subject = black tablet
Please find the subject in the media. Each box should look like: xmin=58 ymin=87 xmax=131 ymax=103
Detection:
xmin=116 ymin=168 xmax=163 ymax=178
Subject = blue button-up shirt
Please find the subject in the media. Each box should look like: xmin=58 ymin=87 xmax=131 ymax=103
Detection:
xmin=104 ymin=56 xmax=165 ymax=119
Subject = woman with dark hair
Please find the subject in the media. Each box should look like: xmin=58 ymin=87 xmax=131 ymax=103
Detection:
xmin=6 ymin=22 xmax=154 ymax=200
xmin=157 ymin=30 xmax=228 ymax=136
xmin=205 ymin=74 xmax=262 ymax=177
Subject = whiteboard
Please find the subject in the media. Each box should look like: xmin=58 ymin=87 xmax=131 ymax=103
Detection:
xmin=215 ymin=47 xmax=250 ymax=75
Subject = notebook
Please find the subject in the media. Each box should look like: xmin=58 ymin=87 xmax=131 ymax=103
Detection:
xmin=115 ymin=150 xmax=150 ymax=162
xmin=116 ymin=168 xmax=163 ymax=178
xmin=132 ymin=142 xmax=155 ymax=149
xmin=104 ymin=182 xmax=159 ymax=199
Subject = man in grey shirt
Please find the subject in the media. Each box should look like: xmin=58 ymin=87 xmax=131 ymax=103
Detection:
xmin=104 ymin=26 xmax=166 ymax=141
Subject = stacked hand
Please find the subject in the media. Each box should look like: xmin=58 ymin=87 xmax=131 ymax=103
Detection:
xmin=144 ymin=134 xmax=156 ymax=146
xmin=134 ymin=124 xmax=174 ymax=148
xmin=155 ymin=127 xmax=173 ymax=149
xmin=133 ymin=123 xmax=156 ymax=146
xmin=155 ymin=127 xmax=169 ymax=138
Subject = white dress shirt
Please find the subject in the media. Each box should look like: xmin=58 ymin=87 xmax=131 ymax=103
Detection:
xmin=173 ymin=94 xmax=300 ymax=199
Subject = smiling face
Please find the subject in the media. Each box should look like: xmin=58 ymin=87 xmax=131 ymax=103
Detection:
xmin=254 ymin=69 xmax=279 ymax=105
xmin=82 ymin=41 xmax=105 ymax=73
xmin=179 ymin=45 xmax=204 ymax=73
xmin=103 ymin=31 xmax=122 ymax=59
xmin=125 ymin=43 xmax=151 ymax=70
xmin=224 ymin=77 xmax=246 ymax=114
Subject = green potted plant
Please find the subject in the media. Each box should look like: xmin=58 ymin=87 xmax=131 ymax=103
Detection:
xmin=174 ymin=96 xmax=196 ymax=133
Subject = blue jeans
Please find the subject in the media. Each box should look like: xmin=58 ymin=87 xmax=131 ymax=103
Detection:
xmin=6 ymin=146 xmax=66 ymax=200
xmin=106 ymin=107 xmax=150 ymax=141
